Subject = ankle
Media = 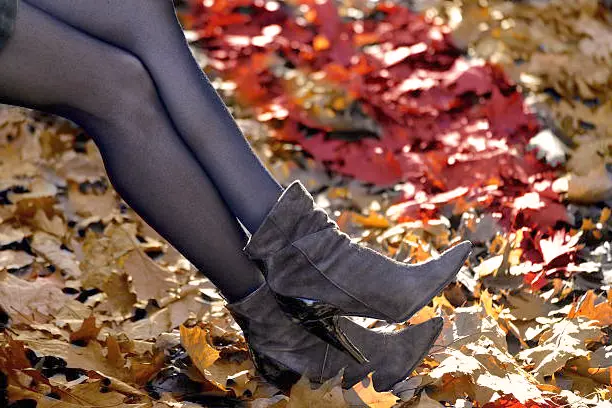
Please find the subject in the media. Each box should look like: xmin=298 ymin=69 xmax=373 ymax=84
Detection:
xmin=221 ymin=278 xmax=265 ymax=304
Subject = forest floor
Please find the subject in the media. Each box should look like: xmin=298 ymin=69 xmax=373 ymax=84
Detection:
xmin=1 ymin=0 xmax=612 ymax=407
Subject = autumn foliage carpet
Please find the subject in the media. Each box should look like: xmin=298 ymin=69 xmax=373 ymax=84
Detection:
xmin=1 ymin=0 xmax=611 ymax=407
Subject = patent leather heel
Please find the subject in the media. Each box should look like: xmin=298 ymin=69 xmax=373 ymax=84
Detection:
xmin=274 ymin=293 xmax=369 ymax=364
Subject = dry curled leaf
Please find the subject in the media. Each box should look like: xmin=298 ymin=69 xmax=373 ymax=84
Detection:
xmin=287 ymin=374 xmax=348 ymax=408
xmin=180 ymin=324 xmax=221 ymax=375
xmin=69 ymin=315 xmax=101 ymax=344
xmin=518 ymin=318 xmax=603 ymax=380
xmin=31 ymin=231 xmax=82 ymax=278
xmin=351 ymin=374 xmax=398 ymax=408
xmin=568 ymin=290 xmax=612 ymax=326
xmin=0 ymin=271 xmax=68 ymax=322
xmin=121 ymin=249 xmax=178 ymax=302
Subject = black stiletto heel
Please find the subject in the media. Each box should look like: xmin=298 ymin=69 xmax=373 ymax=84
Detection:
xmin=274 ymin=294 xmax=369 ymax=364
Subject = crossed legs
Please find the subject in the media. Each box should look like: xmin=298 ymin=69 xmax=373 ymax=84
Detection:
xmin=24 ymin=0 xmax=284 ymax=233
xmin=0 ymin=1 xmax=264 ymax=301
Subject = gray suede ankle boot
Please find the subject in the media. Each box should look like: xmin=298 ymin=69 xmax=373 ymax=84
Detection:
xmin=244 ymin=180 xmax=471 ymax=363
xmin=226 ymin=282 xmax=443 ymax=392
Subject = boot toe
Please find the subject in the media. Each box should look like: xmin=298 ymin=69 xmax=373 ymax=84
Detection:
xmin=391 ymin=242 xmax=472 ymax=322
xmin=440 ymin=241 xmax=473 ymax=266
xmin=371 ymin=317 xmax=443 ymax=392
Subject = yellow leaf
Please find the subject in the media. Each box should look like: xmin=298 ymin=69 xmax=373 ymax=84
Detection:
xmin=180 ymin=324 xmax=221 ymax=374
xmin=352 ymin=374 xmax=398 ymax=408
xmin=600 ymin=207 xmax=611 ymax=223
xmin=479 ymin=290 xmax=501 ymax=320
xmin=313 ymin=35 xmax=330 ymax=51
xmin=352 ymin=212 xmax=391 ymax=229
xmin=408 ymin=305 xmax=437 ymax=325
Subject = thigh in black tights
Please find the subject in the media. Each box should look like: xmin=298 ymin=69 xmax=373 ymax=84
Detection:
xmin=24 ymin=0 xmax=284 ymax=233
xmin=0 ymin=2 xmax=264 ymax=301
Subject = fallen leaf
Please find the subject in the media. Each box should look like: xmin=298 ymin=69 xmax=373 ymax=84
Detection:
xmin=0 ymin=336 xmax=32 ymax=372
xmin=31 ymin=231 xmax=82 ymax=278
xmin=351 ymin=212 xmax=390 ymax=229
xmin=121 ymin=249 xmax=178 ymax=302
xmin=99 ymin=272 xmax=137 ymax=317
xmin=0 ymin=272 xmax=68 ymax=322
xmin=518 ymin=318 xmax=603 ymax=380
xmin=69 ymin=316 xmax=101 ymax=344
xmin=568 ymin=290 xmax=612 ymax=326
xmin=567 ymin=163 xmax=612 ymax=203
xmin=503 ymin=292 xmax=559 ymax=321
xmin=180 ymin=324 xmax=221 ymax=375
xmin=351 ymin=374 xmax=398 ymax=408
xmin=32 ymin=209 xmax=67 ymax=238
xmin=288 ymin=374 xmax=348 ymax=408
xmin=67 ymin=182 xmax=119 ymax=221
xmin=17 ymin=338 xmax=131 ymax=381
xmin=0 ymin=223 xmax=29 ymax=246
xmin=0 ymin=250 xmax=34 ymax=270
xmin=410 ymin=392 xmax=445 ymax=408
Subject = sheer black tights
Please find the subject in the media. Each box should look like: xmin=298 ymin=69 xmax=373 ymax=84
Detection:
xmin=25 ymin=0 xmax=284 ymax=233
xmin=0 ymin=2 xmax=264 ymax=301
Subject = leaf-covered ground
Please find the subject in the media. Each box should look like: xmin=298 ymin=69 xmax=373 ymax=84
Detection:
xmin=1 ymin=0 xmax=612 ymax=407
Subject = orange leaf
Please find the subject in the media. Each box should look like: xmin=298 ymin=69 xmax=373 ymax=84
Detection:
xmin=480 ymin=290 xmax=501 ymax=320
xmin=568 ymin=290 xmax=612 ymax=326
xmin=180 ymin=324 xmax=221 ymax=375
xmin=106 ymin=335 xmax=125 ymax=369
xmin=600 ymin=207 xmax=611 ymax=223
xmin=352 ymin=373 xmax=398 ymax=408
xmin=313 ymin=35 xmax=331 ymax=51
xmin=354 ymin=32 xmax=380 ymax=47
xmin=0 ymin=337 xmax=31 ymax=371
xmin=352 ymin=212 xmax=390 ymax=229
xmin=69 ymin=315 xmax=101 ymax=344
xmin=408 ymin=305 xmax=437 ymax=325
xmin=130 ymin=352 xmax=165 ymax=385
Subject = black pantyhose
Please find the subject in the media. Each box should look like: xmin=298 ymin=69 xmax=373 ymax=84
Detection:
xmin=25 ymin=0 xmax=284 ymax=233
xmin=0 ymin=2 xmax=265 ymax=301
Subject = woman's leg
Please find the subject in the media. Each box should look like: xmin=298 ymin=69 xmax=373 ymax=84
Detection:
xmin=0 ymin=1 xmax=264 ymax=301
xmin=3 ymin=6 xmax=462 ymax=381
xmin=24 ymin=0 xmax=284 ymax=233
